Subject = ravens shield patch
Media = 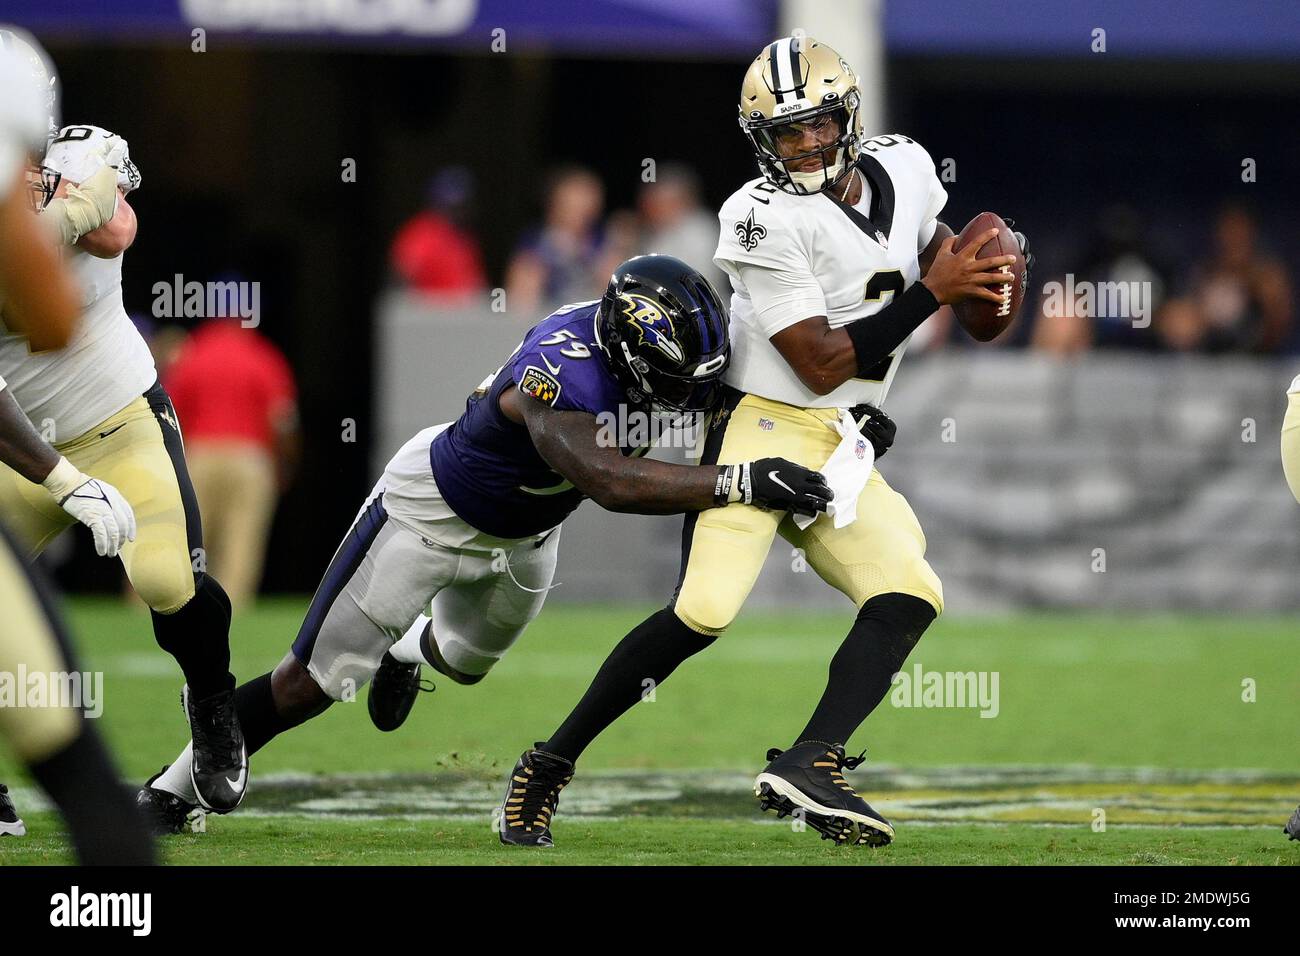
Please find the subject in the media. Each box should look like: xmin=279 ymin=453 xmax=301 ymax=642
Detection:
xmin=519 ymin=365 xmax=562 ymax=406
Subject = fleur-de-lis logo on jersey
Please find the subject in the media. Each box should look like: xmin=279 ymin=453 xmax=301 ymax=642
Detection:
xmin=619 ymin=292 xmax=685 ymax=364
xmin=735 ymin=208 xmax=767 ymax=252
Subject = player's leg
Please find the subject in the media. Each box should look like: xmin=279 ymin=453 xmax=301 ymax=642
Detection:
xmin=138 ymin=489 xmax=459 ymax=830
xmin=0 ymin=456 xmax=75 ymax=555
xmin=754 ymin=470 xmax=942 ymax=846
xmin=66 ymin=387 xmax=246 ymax=812
xmin=1281 ymin=388 xmax=1300 ymax=503
xmin=539 ymin=394 xmax=791 ymax=762
xmin=499 ymin=393 xmax=799 ymax=846
xmin=0 ymin=524 xmax=155 ymax=863
xmin=369 ymin=521 xmax=561 ymax=732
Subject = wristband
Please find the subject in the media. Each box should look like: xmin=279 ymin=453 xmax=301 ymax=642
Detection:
xmin=713 ymin=466 xmax=733 ymax=507
xmin=845 ymin=282 xmax=940 ymax=379
xmin=41 ymin=456 xmax=86 ymax=504
xmin=731 ymin=462 xmax=752 ymax=504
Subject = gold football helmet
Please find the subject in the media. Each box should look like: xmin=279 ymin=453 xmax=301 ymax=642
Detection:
xmin=738 ymin=35 xmax=862 ymax=195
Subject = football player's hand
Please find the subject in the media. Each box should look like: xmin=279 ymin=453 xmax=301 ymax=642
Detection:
xmin=921 ymin=229 xmax=1017 ymax=306
xmin=42 ymin=458 xmax=137 ymax=557
xmin=849 ymin=402 xmax=896 ymax=459
xmin=738 ymin=457 xmax=832 ymax=516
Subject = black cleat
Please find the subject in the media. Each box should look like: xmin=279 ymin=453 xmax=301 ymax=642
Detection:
xmin=498 ymin=746 xmax=574 ymax=847
xmin=136 ymin=766 xmax=199 ymax=836
xmin=183 ymin=684 xmax=248 ymax=813
xmin=754 ymin=740 xmax=895 ymax=847
xmin=1286 ymin=805 xmax=1300 ymax=841
xmin=368 ymin=650 xmax=434 ymax=732
xmin=0 ymin=783 xmax=26 ymax=837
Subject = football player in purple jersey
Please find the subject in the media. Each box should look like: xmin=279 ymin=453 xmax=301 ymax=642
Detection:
xmin=135 ymin=254 xmax=832 ymax=833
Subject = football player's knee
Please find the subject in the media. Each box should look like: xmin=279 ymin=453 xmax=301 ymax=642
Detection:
xmin=308 ymin=656 xmax=378 ymax=703
xmin=672 ymin=589 xmax=742 ymax=636
xmin=132 ymin=558 xmax=198 ymax=614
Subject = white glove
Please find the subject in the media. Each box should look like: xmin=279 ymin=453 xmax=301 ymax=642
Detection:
xmin=42 ymin=457 xmax=137 ymax=557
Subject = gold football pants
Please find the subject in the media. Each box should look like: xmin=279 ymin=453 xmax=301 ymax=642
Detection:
xmin=1283 ymin=391 xmax=1300 ymax=504
xmin=0 ymin=523 xmax=80 ymax=762
xmin=0 ymin=381 xmax=201 ymax=614
xmin=672 ymin=391 xmax=943 ymax=636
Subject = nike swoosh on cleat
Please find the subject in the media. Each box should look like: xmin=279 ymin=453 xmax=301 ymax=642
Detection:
xmin=225 ymin=768 xmax=247 ymax=792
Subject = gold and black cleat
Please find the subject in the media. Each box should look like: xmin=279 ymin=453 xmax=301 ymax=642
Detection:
xmin=498 ymin=746 xmax=574 ymax=847
xmin=754 ymin=740 xmax=894 ymax=847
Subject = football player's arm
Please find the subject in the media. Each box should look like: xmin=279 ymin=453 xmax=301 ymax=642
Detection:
xmin=76 ymin=189 xmax=135 ymax=258
xmin=765 ymin=227 xmax=1015 ymax=395
xmin=0 ymin=169 xmax=80 ymax=350
xmin=0 ymin=383 xmax=136 ymax=557
xmin=0 ymin=385 xmax=60 ymax=483
xmin=505 ymin=388 xmax=830 ymax=516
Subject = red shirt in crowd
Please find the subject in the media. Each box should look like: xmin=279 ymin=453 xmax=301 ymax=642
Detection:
xmin=166 ymin=319 xmax=297 ymax=453
xmin=389 ymin=211 xmax=487 ymax=299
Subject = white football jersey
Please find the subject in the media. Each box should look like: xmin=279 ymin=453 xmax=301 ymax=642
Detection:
xmin=0 ymin=124 xmax=156 ymax=440
xmin=714 ymin=133 xmax=947 ymax=409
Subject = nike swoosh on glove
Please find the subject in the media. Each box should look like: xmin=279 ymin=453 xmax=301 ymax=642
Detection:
xmin=43 ymin=458 xmax=137 ymax=557
xmin=740 ymin=458 xmax=832 ymax=517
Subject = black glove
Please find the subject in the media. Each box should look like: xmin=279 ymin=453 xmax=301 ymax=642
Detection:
xmin=848 ymin=402 xmax=896 ymax=459
xmin=716 ymin=457 xmax=831 ymax=517
xmin=1003 ymin=217 xmax=1034 ymax=291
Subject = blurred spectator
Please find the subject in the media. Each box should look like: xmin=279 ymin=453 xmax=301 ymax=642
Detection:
xmin=1186 ymin=204 xmax=1293 ymax=352
xmin=1154 ymin=296 xmax=1206 ymax=351
xmin=1030 ymin=294 xmax=1092 ymax=356
xmin=1080 ymin=205 xmax=1170 ymax=350
xmin=505 ymin=166 xmax=632 ymax=313
xmin=638 ymin=163 xmax=727 ymax=294
xmin=1032 ymin=204 xmax=1170 ymax=355
xmin=389 ymin=167 xmax=487 ymax=302
xmin=166 ymin=317 xmax=300 ymax=610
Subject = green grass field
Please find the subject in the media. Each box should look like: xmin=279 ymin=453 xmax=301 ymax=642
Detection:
xmin=2 ymin=599 xmax=1297 ymax=865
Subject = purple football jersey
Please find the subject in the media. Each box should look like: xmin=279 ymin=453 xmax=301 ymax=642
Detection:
xmin=429 ymin=301 xmax=642 ymax=538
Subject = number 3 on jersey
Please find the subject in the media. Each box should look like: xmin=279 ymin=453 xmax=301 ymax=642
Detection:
xmin=858 ymin=268 xmax=906 ymax=382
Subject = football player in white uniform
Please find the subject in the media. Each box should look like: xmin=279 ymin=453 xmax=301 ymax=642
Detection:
xmin=0 ymin=26 xmax=154 ymax=861
xmin=501 ymin=36 xmax=1027 ymax=848
xmin=0 ymin=28 xmax=249 ymax=816
xmin=1280 ymin=375 xmax=1300 ymax=840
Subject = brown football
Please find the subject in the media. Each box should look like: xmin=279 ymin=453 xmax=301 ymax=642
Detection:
xmin=951 ymin=211 xmax=1026 ymax=342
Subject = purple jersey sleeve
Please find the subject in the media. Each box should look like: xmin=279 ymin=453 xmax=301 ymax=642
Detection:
xmin=509 ymin=303 xmax=623 ymax=417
